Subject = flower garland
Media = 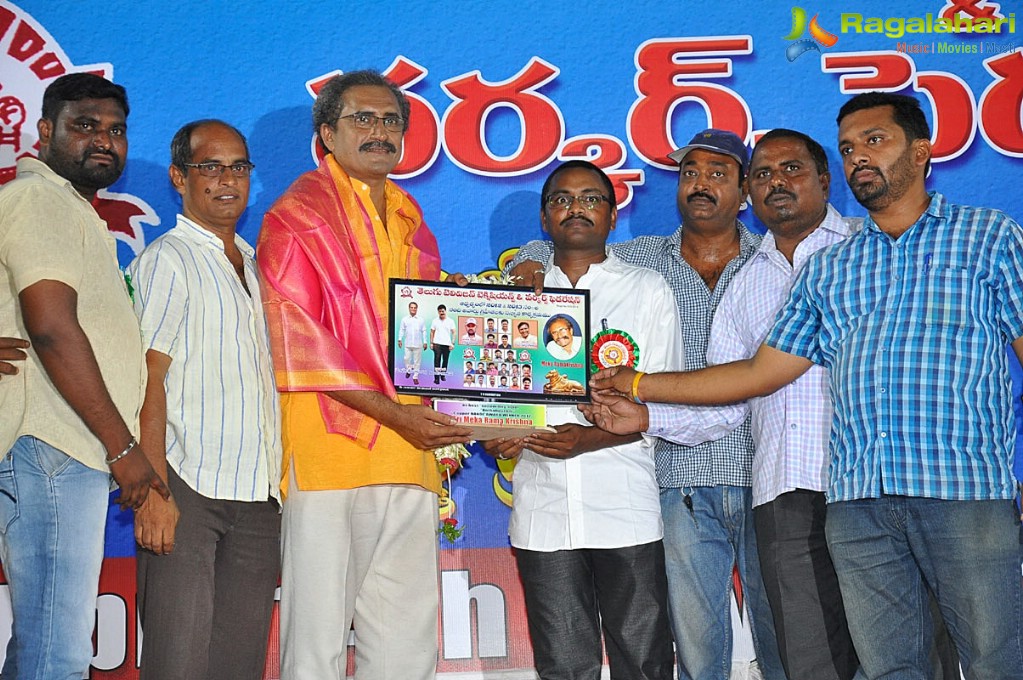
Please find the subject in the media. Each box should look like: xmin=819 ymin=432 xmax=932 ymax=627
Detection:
xmin=436 ymin=443 xmax=472 ymax=542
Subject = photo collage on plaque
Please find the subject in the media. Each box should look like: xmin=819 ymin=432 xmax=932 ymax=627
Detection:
xmin=388 ymin=280 xmax=590 ymax=404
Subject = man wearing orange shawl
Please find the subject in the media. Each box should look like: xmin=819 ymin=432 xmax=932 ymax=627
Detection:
xmin=257 ymin=71 xmax=472 ymax=680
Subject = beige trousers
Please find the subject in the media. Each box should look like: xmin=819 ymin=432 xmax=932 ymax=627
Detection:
xmin=279 ymin=477 xmax=439 ymax=680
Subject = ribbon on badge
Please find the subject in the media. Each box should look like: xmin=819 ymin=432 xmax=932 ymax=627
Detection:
xmin=590 ymin=318 xmax=639 ymax=372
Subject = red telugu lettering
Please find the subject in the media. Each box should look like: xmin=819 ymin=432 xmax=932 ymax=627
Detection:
xmin=441 ymin=58 xmax=563 ymax=176
xmin=627 ymin=37 xmax=753 ymax=170
xmin=979 ymin=50 xmax=1023 ymax=156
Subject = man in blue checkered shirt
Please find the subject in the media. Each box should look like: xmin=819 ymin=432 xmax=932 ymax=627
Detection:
xmin=509 ymin=130 xmax=785 ymax=680
xmin=592 ymin=93 xmax=1023 ymax=678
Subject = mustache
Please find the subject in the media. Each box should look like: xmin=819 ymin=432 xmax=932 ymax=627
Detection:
xmin=687 ymin=191 xmax=716 ymax=204
xmin=766 ymin=187 xmax=796 ymax=201
xmin=559 ymin=215 xmax=594 ymax=227
xmin=359 ymin=140 xmax=397 ymax=153
xmin=84 ymin=148 xmax=119 ymax=162
xmin=851 ymin=164 xmax=881 ymax=180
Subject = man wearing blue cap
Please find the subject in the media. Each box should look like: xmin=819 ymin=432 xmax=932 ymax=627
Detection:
xmin=508 ymin=130 xmax=784 ymax=679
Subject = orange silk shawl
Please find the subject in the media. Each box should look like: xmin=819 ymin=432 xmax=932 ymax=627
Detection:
xmin=257 ymin=156 xmax=441 ymax=448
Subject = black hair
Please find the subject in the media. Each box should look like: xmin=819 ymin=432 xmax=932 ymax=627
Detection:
xmin=754 ymin=128 xmax=829 ymax=175
xmin=312 ymin=70 xmax=410 ymax=152
xmin=540 ymin=160 xmax=616 ymax=211
xmin=837 ymin=92 xmax=930 ymax=142
xmin=41 ymin=73 xmax=128 ymax=121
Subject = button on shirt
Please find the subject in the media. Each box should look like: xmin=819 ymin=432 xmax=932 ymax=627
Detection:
xmin=509 ymin=252 xmax=684 ymax=550
xmin=510 ymin=223 xmax=760 ymax=488
xmin=647 ymin=205 xmax=859 ymax=506
xmin=399 ymin=314 xmax=427 ymax=346
xmin=766 ymin=193 xmax=1023 ymax=502
xmin=129 ymin=215 xmax=283 ymax=502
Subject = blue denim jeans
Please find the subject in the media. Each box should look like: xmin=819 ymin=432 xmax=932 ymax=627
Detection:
xmin=660 ymin=486 xmax=785 ymax=680
xmin=0 ymin=436 xmax=110 ymax=680
xmin=826 ymin=496 xmax=1023 ymax=679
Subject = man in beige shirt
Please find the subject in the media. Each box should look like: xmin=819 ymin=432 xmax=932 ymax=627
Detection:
xmin=0 ymin=73 xmax=166 ymax=680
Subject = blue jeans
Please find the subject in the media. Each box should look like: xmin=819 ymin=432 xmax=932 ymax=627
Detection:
xmin=660 ymin=486 xmax=785 ymax=680
xmin=826 ymin=496 xmax=1023 ymax=679
xmin=0 ymin=436 xmax=110 ymax=680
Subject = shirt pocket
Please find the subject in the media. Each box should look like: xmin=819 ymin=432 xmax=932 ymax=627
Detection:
xmin=920 ymin=266 xmax=976 ymax=327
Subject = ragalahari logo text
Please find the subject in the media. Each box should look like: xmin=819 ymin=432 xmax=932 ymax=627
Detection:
xmin=0 ymin=0 xmax=157 ymax=255
xmin=784 ymin=6 xmax=839 ymax=61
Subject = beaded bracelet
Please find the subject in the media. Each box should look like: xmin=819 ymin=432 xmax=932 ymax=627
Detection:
xmin=631 ymin=371 xmax=645 ymax=404
xmin=106 ymin=436 xmax=138 ymax=466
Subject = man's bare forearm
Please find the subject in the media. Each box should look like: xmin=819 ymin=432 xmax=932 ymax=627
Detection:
xmin=575 ymin=425 xmax=640 ymax=455
xmin=327 ymin=389 xmax=405 ymax=430
xmin=327 ymin=387 xmax=472 ymax=450
xmin=639 ymin=345 xmax=813 ymax=406
xmin=138 ymin=350 xmax=172 ymax=481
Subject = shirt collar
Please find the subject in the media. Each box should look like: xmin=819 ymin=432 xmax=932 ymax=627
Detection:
xmin=754 ymin=203 xmax=855 ymax=259
xmin=16 ymin=156 xmax=93 ymax=205
xmin=544 ymin=247 xmax=626 ymax=280
xmin=667 ymin=218 xmax=761 ymax=258
xmin=862 ymin=191 xmax=944 ymax=235
xmin=174 ymin=214 xmax=255 ymax=258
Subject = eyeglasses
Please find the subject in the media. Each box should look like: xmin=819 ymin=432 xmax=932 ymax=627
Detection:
xmin=339 ymin=113 xmax=406 ymax=133
xmin=545 ymin=193 xmax=612 ymax=211
xmin=183 ymin=162 xmax=255 ymax=178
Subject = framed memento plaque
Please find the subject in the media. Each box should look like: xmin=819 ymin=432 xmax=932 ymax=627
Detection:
xmin=388 ymin=278 xmax=591 ymax=404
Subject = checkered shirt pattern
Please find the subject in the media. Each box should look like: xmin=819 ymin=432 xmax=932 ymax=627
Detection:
xmin=766 ymin=193 xmax=1023 ymax=502
xmin=510 ymin=222 xmax=761 ymax=488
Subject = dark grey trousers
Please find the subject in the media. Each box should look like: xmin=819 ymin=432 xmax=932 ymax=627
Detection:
xmin=136 ymin=468 xmax=281 ymax=680
xmin=515 ymin=540 xmax=675 ymax=680
xmin=754 ymin=489 xmax=859 ymax=680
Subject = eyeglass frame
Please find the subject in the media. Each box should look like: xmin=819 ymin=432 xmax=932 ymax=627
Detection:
xmin=338 ymin=112 xmax=407 ymax=133
xmin=182 ymin=161 xmax=255 ymax=178
xmin=544 ymin=193 xmax=613 ymax=211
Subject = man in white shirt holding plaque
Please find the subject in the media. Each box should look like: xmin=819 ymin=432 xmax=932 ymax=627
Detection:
xmin=483 ymin=160 xmax=682 ymax=680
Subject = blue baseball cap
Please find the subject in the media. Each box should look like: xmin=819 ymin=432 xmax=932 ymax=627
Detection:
xmin=668 ymin=128 xmax=749 ymax=177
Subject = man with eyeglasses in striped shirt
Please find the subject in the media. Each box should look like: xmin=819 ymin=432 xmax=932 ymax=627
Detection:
xmin=129 ymin=119 xmax=282 ymax=680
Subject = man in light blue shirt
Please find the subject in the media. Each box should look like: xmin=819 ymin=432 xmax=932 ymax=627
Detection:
xmin=591 ymin=93 xmax=1023 ymax=679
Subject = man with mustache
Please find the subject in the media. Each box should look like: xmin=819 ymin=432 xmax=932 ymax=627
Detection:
xmin=514 ymin=320 xmax=538 ymax=348
xmin=0 ymin=73 xmax=167 ymax=679
xmin=591 ymin=93 xmax=1023 ymax=678
xmin=484 ymin=160 xmax=682 ymax=680
xmin=398 ymin=301 xmax=427 ymax=384
xmin=586 ymin=129 xmax=862 ymax=679
xmin=128 ymin=120 xmax=282 ymax=680
xmin=258 ymin=70 xmax=472 ymax=680
xmin=508 ymin=130 xmax=785 ymax=679
xmin=545 ymin=315 xmax=581 ymax=360
xmin=431 ymin=304 xmax=457 ymax=382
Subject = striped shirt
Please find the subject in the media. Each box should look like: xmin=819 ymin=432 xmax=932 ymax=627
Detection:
xmin=766 ymin=193 xmax=1023 ymax=502
xmin=510 ymin=222 xmax=760 ymax=488
xmin=647 ymin=205 xmax=859 ymax=506
xmin=129 ymin=215 xmax=282 ymax=502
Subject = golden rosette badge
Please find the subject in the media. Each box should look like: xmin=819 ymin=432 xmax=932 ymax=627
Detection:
xmin=590 ymin=329 xmax=639 ymax=372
